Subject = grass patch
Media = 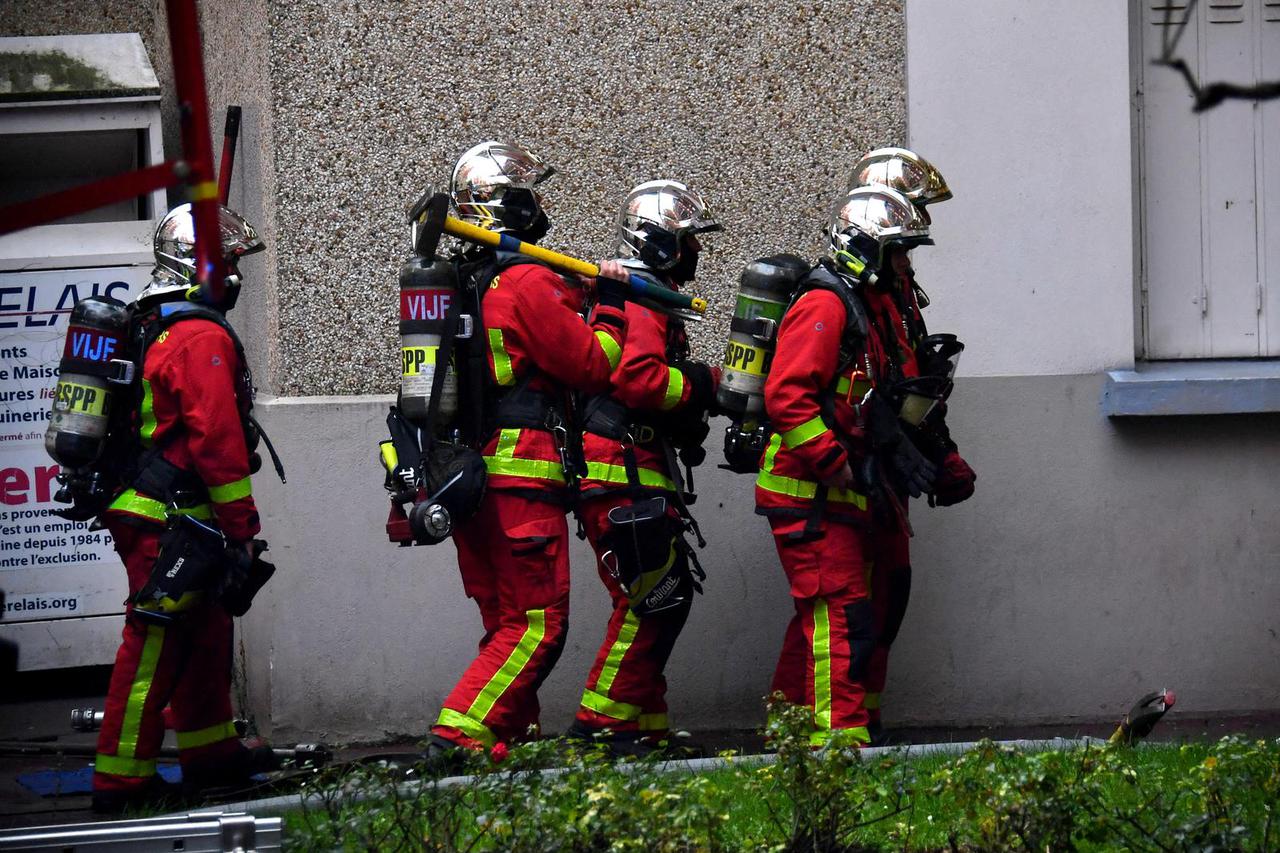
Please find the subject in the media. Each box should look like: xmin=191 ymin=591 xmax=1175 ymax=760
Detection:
xmin=283 ymin=707 xmax=1280 ymax=851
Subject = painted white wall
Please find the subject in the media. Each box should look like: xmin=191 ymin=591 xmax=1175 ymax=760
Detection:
xmin=905 ymin=0 xmax=1137 ymax=377
xmin=242 ymin=393 xmax=1280 ymax=743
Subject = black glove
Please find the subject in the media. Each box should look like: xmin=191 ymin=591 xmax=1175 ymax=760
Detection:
xmin=866 ymin=394 xmax=937 ymax=499
xmin=673 ymin=360 xmax=716 ymax=413
xmin=595 ymin=275 xmax=628 ymax=311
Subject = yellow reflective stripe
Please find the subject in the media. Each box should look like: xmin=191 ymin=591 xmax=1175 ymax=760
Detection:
xmin=117 ymin=624 xmax=165 ymax=760
xmin=108 ymin=489 xmax=213 ymax=522
xmin=484 ymin=428 xmax=566 ymax=482
xmin=175 ymin=720 xmax=239 ymax=750
xmin=95 ymin=753 xmax=158 ymax=778
xmin=595 ymin=330 xmax=622 ymax=370
xmin=835 ymin=376 xmax=851 ymax=396
xmin=208 ymin=476 xmax=252 ymax=504
xmin=435 ymin=707 xmax=497 ymax=748
xmin=756 ymin=436 xmax=867 ymax=508
xmin=488 ymin=328 xmax=515 ymax=386
xmin=584 ymin=461 xmax=676 ymax=492
xmin=812 ymin=600 xmax=832 ymax=735
xmin=780 ymin=416 xmax=829 ymax=449
xmin=139 ymin=378 xmax=157 ymax=448
xmin=595 ymin=608 xmax=640 ymax=695
xmin=580 ymin=687 xmax=642 ymax=722
xmin=661 ymin=367 xmax=685 ymax=411
xmin=466 ymin=609 xmax=547 ymax=726
xmin=864 ymin=692 xmax=881 ymax=711
xmin=809 ymin=726 xmax=870 ymax=747
xmin=638 ymin=713 xmax=669 ymax=732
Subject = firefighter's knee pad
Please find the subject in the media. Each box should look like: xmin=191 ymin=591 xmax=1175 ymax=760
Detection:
xmin=131 ymin=515 xmax=225 ymax=625
xmin=844 ymin=598 xmax=876 ymax=682
xmin=600 ymin=497 xmax=701 ymax=617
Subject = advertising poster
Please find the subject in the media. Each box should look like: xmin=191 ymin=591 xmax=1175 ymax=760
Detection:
xmin=0 ymin=266 xmax=148 ymax=627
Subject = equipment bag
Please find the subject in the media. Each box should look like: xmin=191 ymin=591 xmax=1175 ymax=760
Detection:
xmin=132 ymin=514 xmax=227 ymax=624
xmin=217 ymin=540 xmax=276 ymax=617
xmin=599 ymin=497 xmax=704 ymax=617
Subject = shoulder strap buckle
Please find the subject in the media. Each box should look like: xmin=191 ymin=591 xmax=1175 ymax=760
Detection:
xmin=107 ymin=359 xmax=136 ymax=385
xmin=456 ymin=314 xmax=474 ymax=340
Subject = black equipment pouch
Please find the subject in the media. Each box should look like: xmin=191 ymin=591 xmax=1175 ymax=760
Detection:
xmin=217 ymin=540 xmax=276 ymax=617
xmin=132 ymin=514 xmax=226 ymax=625
xmin=581 ymin=394 xmax=632 ymax=441
xmin=600 ymin=497 xmax=704 ymax=617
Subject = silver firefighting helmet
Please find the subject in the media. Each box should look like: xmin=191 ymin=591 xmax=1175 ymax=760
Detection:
xmin=827 ymin=185 xmax=932 ymax=272
xmin=849 ymin=147 xmax=952 ymax=223
xmin=450 ymin=140 xmax=555 ymax=236
xmin=613 ymin=180 xmax=721 ymax=274
xmin=140 ymin=203 xmax=265 ymax=305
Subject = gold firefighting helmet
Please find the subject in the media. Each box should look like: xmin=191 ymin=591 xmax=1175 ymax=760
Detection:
xmin=141 ymin=203 xmax=265 ymax=304
xmin=849 ymin=147 xmax=952 ymax=222
xmin=450 ymin=141 xmax=555 ymax=234
xmin=827 ymin=185 xmax=932 ymax=271
xmin=614 ymin=179 xmax=721 ymax=271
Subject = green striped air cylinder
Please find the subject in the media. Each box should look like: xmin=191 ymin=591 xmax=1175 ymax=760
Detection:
xmin=716 ymin=254 xmax=809 ymax=421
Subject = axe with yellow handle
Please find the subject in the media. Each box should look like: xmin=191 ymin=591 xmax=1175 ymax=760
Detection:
xmin=409 ymin=191 xmax=708 ymax=321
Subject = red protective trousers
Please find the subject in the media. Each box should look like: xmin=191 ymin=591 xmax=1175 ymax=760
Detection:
xmin=865 ymin=520 xmax=912 ymax=728
xmin=767 ymin=517 xmax=874 ymax=746
xmin=94 ymin=524 xmax=240 ymax=792
xmin=433 ymin=492 xmax=570 ymax=748
xmin=574 ymin=496 xmax=691 ymax=737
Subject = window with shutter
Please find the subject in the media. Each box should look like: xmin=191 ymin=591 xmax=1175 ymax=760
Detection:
xmin=1138 ymin=0 xmax=1280 ymax=358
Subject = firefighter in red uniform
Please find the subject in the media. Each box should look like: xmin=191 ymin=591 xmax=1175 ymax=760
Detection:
xmin=849 ymin=149 xmax=977 ymax=744
xmin=427 ymin=142 xmax=628 ymax=755
xmin=92 ymin=204 xmax=276 ymax=812
xmin=757 ymin=186 xmax=938 ymax=747
xmin=570 ymin=181 xmax=721 ymax=753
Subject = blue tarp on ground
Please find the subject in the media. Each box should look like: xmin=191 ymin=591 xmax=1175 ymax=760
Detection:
xmin=17 ymin=763 xmax=182 ymax=796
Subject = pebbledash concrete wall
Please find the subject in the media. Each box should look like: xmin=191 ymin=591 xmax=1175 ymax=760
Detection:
xmin=5 ymin=1 xmax=1279 ymax=740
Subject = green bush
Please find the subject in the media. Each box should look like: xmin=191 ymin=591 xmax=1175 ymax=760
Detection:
xmin=284 ymin=710 xmax=1280 ymax=852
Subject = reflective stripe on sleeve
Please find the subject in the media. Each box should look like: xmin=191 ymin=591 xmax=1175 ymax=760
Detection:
xmin=595 ymin=330 xmax=622 ymax=370
xmin=661 ymin=367 xmax=685 ymax=411
xmin=208 ymin=476 xmax=252 ymax=504
xmin=488 ymin=328 xmax=516 ymax=387
xmin=780 ymin=416 xmax=830 ymax=449
xmin=139 ymin=379 xmax=157 ymax=448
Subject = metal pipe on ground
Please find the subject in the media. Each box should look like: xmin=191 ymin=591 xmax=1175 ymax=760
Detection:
xmin=184 ymin=736 xmax=1090 ymax=819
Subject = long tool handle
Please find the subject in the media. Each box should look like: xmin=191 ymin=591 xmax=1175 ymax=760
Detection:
xmin=217 ymin=105 xmax=242 ymax=205
xmin=443 ymin=215 xmax=708 ymax=316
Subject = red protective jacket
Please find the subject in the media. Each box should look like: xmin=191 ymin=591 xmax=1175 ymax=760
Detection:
xmin=580 ymin=300 xmax=695 ymax=498
xmin=478 ymin=260 xmax=626 ymax=495
xmin=106 ymin=312 xmax=259 ymax=542
xmin=754 ymin=286 xmax=890 ymax=523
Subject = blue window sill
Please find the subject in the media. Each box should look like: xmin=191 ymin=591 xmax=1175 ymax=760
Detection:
xmin=1102 ymin=360 xmax=1280 ymax=416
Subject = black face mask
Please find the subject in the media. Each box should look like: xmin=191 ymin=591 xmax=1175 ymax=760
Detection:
xmin=667 ymin=249 xmax=698 ymax=283
xmin=512 ymin=208 xmax=550 ymax=244
xmin=500 ymin=188 xmax=550 ymax=243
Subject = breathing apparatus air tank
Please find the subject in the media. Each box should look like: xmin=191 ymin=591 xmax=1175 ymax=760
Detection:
xmin=44 ymin=296 xmax=133 ymax=470
xmin=398 ymin=255 xmax=462 ymax=430
xmin=717 ymin=255 xmax=808 ymax=473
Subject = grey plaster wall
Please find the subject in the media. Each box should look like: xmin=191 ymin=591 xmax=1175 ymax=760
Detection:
xmin=264 ymin=0 xmax=906 ymax=395
xmin=244 ymin=376 xmax=1280 ymax=743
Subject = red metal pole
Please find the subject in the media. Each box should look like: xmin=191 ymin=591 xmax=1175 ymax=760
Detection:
xmin=218 ymin=105 xmax=242 ymax=205
xmin=164 ymin=0 xmax=225 ymax=306
xmin=0 ymin=161 xmax=182 ymax=237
